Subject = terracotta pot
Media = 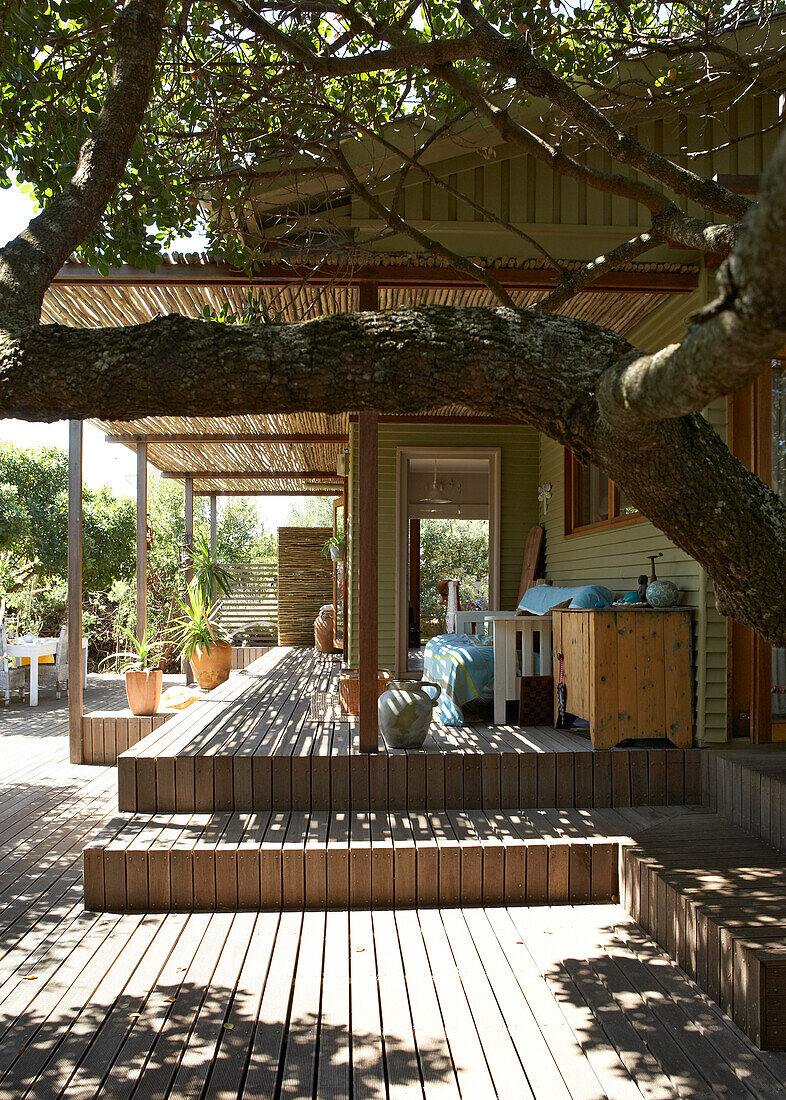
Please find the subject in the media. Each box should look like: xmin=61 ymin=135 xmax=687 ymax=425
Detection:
xmin=189 ymin=641 xmax=232 ymax=691
xmin=125 ymin=668 xmax=163 ymax=716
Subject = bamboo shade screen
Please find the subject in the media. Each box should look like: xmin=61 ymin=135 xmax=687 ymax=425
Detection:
xmin=277 ymin=528 xmax=334 ymax=644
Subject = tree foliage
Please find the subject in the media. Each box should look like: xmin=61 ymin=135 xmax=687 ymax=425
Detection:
xmin=418 ymin=519 xmax=489 ymax=625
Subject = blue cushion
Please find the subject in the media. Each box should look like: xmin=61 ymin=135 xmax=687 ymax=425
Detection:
xmin=517 ymin=584 xmax=614 ymax=614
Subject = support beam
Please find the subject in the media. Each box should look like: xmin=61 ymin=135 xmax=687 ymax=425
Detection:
xmin=193 ymin=489 xmax=339 ymax=497
xmin=106 ymin=433 xmax=349 ymax=445
xmin=184 ymin=476 xmax=194 ymax=685
xmin=56 ymin=260 xmax=699 ymax=293
xmin=161 ymin=470 xmax=342 ymax=481
xmin=209 ymin=493 xmax=218 ymax=603
xmin=358 ymin=410 xmax=379 ymax=753
xmin=136 ymin=442 xmax=147 ymax=643
xmin=68 ymin=421 xmax=83 ymax=764
xmin=209 ymin=493 xmax=218 ymax=553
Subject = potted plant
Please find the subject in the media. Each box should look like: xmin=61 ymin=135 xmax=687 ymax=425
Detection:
xmin=322 ymin=534 xmax=346 ymax=562
xmin=173 ymin=534 xmax=236 ymax=691
xmin=106 ymin=627 xmax=164 ymax=716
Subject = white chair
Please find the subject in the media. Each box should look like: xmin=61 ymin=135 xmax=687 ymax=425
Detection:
xmin=0 ymin=625 xmax=28 ymax=706
xmin=38 ymin=625 xmax=70 ymax=699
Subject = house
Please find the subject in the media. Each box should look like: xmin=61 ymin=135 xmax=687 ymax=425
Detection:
xmin=48 ymin=70 xmax=783 ymax=749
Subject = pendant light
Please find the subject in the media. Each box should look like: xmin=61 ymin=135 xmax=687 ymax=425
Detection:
xmin=418 ymin=459 xmax=452 ymax=505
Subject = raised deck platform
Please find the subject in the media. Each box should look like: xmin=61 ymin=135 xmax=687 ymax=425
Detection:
xmin=116 ymin=647 xmax=702 ymax=813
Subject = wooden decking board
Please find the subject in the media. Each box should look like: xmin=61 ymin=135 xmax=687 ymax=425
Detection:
xmin=7 ymin=676 xmax=786 ymax=1093
xmin=3 ymin=719 xmax=786 ymax=1100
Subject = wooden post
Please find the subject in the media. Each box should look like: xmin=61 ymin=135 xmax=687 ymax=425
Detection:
xmin=68 ymin=421 xmax=83 ymax=763
xmin=209 ymin=492 xmax=218 ymax=605
xmin=209 ymin=493 xmax=218 ymax=553
xmin=135 ymin=441 xmax=147 ymax=643
xmin=358 ymin=411 xmax=379 ymax=753
xmin=409 ymin=518 xmax=421 ymax=634
xmin=184 ymin=476 xmax=194 ymax=685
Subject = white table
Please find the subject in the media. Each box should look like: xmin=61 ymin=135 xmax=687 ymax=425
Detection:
xmin=485 ymin=612 xmax=553 ymax=725
xmin=7 ymin=637 xmax=88 ymax=706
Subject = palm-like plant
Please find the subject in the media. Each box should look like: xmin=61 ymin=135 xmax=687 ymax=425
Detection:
xmin=102 ymin=625 xmax=163 ymax=673
xmin=188 ymin=533 xmax=236 ymax=609
xmin=172 ymin=582 xmax=230 ymax=661
xmin=173 ymin=534 xmax=236 ymax=660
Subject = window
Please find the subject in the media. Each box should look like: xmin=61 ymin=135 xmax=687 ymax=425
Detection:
xmin=564 ymin=450 xmax=640 ymax=535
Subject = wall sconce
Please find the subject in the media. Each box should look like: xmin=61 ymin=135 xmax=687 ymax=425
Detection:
xmin=537 ymin=482 xmax=553 ymax=515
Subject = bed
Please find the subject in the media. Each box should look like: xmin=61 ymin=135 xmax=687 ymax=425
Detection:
xmin=422 ymin=633 xmax=495 ymax=726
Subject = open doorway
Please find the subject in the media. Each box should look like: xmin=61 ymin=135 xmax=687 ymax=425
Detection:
xmin=396 ymin=449 xmax=500 ymax=675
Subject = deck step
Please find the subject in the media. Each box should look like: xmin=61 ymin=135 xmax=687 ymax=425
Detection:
xmin=84 ymin=806 xmax=692 ymax=914
xmin=620 ymin=809 xmax=786 ymax=1051
xmin=117 ymin=741 xmax=703 ymax=813
xmin=703 ymin=748 xmax=786 ymax=853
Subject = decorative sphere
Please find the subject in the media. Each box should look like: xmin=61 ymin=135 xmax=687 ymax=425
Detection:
xmin=646 ymin=580 xmax=680 ymax=608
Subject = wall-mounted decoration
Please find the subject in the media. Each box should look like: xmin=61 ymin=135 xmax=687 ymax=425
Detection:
xmin=537 ymin=482 xmax=553 ymax=515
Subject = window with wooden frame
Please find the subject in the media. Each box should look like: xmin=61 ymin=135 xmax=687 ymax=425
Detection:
xmin=564 ymin=449 xmax=641 ymax=536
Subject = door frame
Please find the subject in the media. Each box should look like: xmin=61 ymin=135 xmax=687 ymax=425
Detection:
xmin=395 ymin=446 xmax=501 ymax=676
xmin=728 ymin=367 xmax=776 ymax=742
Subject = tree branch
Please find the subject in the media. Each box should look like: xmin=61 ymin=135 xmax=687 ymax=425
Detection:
xmin=220 ymin=0 xmax=484 ymax=76
xmin=327 ymin=146 xmax=517 ymax=308
xmin=599 ymin=128 xmax=786 ymax=426
xmin=0 ymin=0 xmax=167 ymax=326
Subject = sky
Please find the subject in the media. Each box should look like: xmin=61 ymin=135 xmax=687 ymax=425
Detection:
xmin=0 ymin=177 xmax=300 ymax=528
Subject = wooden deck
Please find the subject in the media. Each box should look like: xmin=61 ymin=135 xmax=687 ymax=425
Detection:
xmin=115 ymin=647 xmax=702 ymax=813
xmin=3 ymin=682 xmax=786 ymax=1093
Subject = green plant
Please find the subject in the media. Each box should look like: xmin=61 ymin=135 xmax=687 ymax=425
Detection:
xmin=321 ymin=533 xmax=346 ymax=559
xmin=188 ymin=532 xmax=236 ymax=609
xmin=172 ymin=582 xmax=230 ymax=662
xmin=102 ymin=626 xmax=163 ymax=674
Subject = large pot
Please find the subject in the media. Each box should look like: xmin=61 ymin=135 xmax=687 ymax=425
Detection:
xmin=378 ymin=679 xmax=441 ymax=749
xmin=189 ymin=640 xmax=232 ymax=691
xmin=125 ymin=668 xmax=163 ymax=716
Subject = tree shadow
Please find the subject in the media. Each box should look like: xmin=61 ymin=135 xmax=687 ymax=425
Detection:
xmin=0 ymin=962 xmax=456 ymax=1098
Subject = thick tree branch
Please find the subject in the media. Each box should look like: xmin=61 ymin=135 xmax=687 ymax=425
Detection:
xmin=0 ymin=0 xmax=167 ymax=326
xmin=599 ymin=128 xmax=786 ymax=426
xmin=3 ymin=303 xmax=786 ymax=644
xmin=221 ymin=0 xmax=484 ymax=75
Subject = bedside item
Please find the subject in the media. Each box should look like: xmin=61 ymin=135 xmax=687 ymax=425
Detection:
xmin=518 ymin=674 xmax=554 ymax=726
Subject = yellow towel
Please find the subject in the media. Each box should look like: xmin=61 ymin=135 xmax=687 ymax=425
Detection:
xmin=159 ymin=686 xmax=204 ymax=710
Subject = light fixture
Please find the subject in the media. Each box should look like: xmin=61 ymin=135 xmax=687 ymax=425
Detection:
xmin=418 ymin=460 xmax=452 ymax=505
